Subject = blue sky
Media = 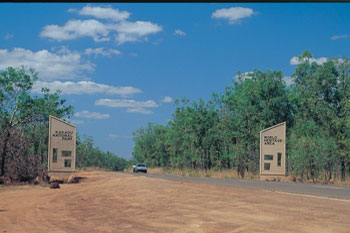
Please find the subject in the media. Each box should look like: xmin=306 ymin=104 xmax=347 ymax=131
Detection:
xmin=1 ymin=3 xmax=350 ymax=159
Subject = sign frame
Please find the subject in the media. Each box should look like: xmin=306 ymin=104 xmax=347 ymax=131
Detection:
xmin=48 ymin=115 xmax=76 ymax=174
xmin=260 ymin=122 xmax=286 ymax=180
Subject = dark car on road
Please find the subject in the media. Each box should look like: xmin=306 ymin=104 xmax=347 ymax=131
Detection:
xmin=133 ymin=163 xmax=147 ymax=173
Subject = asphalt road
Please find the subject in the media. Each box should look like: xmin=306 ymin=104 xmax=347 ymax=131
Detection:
xmin=130 ymin=172 xmax=350 ymax=200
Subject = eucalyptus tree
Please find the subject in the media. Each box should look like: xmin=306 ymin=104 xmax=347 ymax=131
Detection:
xmin=166 ymin=97 xmax=221 ymax=169
xmin=131 ymin=51 xmax=350 ymax=181
xmin=132 ymin=122 xmax=170 ymax=167
xmin=0 ymin=66 xmax=73 ymax=177
xmin=291 ymin=51 xmax=350 ymax=180
xmin=221 ymin=69 xmax=291 ymax=177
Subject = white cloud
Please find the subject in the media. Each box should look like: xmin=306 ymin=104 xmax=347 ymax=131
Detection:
xmin=0 ymin=48 xmax=93 ymax=80
xmin=113 ymin=21 xmax=162 ymax=44
xmin=84 ymin=47 xmax=120 ymax=57
xmin=212 ymin=7 xmax=254 ymax=24
xmin=32 ymin=80 xmax=142 ymax=96
xmin=40 ymin=19 xmax=110 ymax=42
xmin=74 ymin=5 xmax=130 ymax=21
xmin=162 ymin=96 xmax=172 ymax=103
xmin=126 ymin=108 xmax=153 ymax=114
xmin=41 ymin=6 xmax=162 ymax=45
xmin=331 ymin=34 xmax=348 ymax=40
xmin=174 ymin=29 xmax=186 ymax=36
xmin=95 ymin=98 xmax=158 ymax=114
xmin=4 ymin=34 xmax=13 ymax=40
xmin=74 ymin=110 xmax=110 ymax=119
xmin=290 ymin=56 xmax=328 ymax=65
xmin=95 ymin=99 xmax=158 ymax=108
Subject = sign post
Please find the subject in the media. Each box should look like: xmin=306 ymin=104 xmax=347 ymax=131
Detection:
xmin=48 ymin=115 xmax=76 ymax=176
xmin=260 ymin=122 xmax=286 ymax=180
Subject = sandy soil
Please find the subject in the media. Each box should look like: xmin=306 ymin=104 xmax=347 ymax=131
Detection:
xmin=1 ymin=171 xmax=350 ymax=233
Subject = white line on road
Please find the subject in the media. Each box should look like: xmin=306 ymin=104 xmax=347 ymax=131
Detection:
xmin=312 ymin=185 xmax=344 ymax=190
xmin=273 ymin=191 xmax=350 ymax=202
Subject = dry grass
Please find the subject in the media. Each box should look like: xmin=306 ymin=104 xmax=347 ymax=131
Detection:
xmin=147 ymin=167 xmax=259 ymax=180
xmin=0 ymin=183 xmax=48 ymax=192
xmin=146 ymin=167 xmax=350 ymax=186
xmin=76 ymin=167 xmax=107 ymax=172
xmin=323 ymin=176 xmax=350 ymax=186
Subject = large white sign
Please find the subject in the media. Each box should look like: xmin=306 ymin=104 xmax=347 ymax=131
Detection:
xmin=48 ymin=115 xmax=76 ymax=173
xmin=260 ymin=122 xmax=286 ymax=178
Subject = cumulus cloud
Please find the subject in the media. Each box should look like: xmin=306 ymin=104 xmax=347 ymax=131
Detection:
xmin=212 ymin=7 xmax=254 ymax=24
xmin=290 ymin=56 xmax=328 ymax=65
xmin=112 ymin=21 xmax=162 ymax=44
xmin=331 ymin=34 xmax=348 ymax=40
xmin=95 ymin=99 xmax=158 ymax=108
xmin=41 ymin=6 xmax=162 ymax=44
xmin=73 ymin=5 xmax=130 ymax=21
xmin=126 ymin=108 xmax=153 ymax=114
xmin=0 ymin=48 xmax=93 ymax=80
xmin=32 ymin=80 xmax=142 ymax=96
xmin=84 ymin=47 xmax=120 ymax=57
xmin=174 ymin=29 xmax=186 ymax=36
xmin=74 ymin=110 xmax=110 ymax=119
xmin=95 ymin=98 xmax=158 ymax=114
xmin=162 ymin=96 xmax=172 ymax=103
xmin=40 ymin=19 xmax=110 ymax=42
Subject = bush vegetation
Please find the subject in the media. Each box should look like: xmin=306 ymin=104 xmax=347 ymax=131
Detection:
xmin=132 ymin=51 xmax=350 ymax=182
xmin=0 ymin=66 xmax=128 ymax=182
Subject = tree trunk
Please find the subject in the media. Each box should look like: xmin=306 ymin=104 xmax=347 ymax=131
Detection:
xmin=207 ymin=149 xmax=211 ymax=170
xmin=327 ymin=149 xmax=332 ymax=181
xmin=0 ymin=130 xmax=10 ymax=177
xmin=239 ymin=165 xmax=245 ymax=178
xmin=341 ymin=156 xmax=345 ymax=181
xmin=0 ymin=152 xmax=5 ymax=176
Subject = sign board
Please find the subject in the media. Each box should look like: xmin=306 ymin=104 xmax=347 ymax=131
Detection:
xmin=48 ymin=115 xmax=76 ymax=173
xmin=260 ymin=122 xmax=286 ymax=179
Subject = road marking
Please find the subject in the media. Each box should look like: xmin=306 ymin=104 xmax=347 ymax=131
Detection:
xmin=312 ymin=185 xmax=344 ymax=190
xmin=272 ymin=191 xmax=350 ymax=202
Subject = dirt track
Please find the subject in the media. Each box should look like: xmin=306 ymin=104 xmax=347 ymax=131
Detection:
xmin=1 ymin=171 xmax=350 ymax=233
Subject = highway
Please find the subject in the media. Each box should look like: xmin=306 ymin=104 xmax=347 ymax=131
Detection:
xmin=132 ymin=172 xmax=350 ymax=200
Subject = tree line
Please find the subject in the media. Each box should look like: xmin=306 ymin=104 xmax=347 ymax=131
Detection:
xmin=76 ymin=135 xmax=128 ymax=171
xmin=132 ymin=51 xmax=350 ymax=181
xmin=0 ymin=66 xmax=128 ymax=182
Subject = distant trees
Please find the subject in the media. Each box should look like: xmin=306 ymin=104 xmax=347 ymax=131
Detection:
xmin=133 ymin=123 xmax=170 ymax=167
xmin=166 ymin=98 xmax=220 ymax=170
xmin=132 ymin=51 xmax=350 ymax=181
xmin=76 ymin=135 xmax=128 ymax=171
